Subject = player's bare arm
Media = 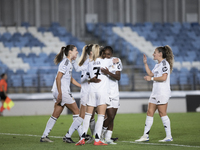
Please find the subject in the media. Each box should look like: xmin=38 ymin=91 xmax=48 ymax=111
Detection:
xmin=71 ymin=77 xmax=81 ymax=88
xmin=101 ymin=68 xmax=120 ymax=81
xmin=56 ymin=72 xmax=63 ymax=104
xmin=143 ymin=54 xmax=154 ymax=77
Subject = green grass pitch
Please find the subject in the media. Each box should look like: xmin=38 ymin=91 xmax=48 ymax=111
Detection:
xmin=0 ymin=112 xmax=200 ymax=150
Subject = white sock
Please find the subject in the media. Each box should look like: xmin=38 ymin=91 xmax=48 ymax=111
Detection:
xmin=143 ymin=116 xmax=153 ymax=136
xmin=81 ymin=113 xmax=92 ymax=140
xmin=73 ymin=115 xmax=83 ymax=137
xmin=101 ymin=126 xmax=107 ymax=139
xmin=105 ymin=130 xmax=112 ymax=140
xmin=65 ymin=115 xmax=83 ymax=138
xmin=42 ymin=116 xmax=57 ymax=138
xmin=161 ymin=115 xmax=172 ymax=138
xmin=89 ymin=118 xmax=95 ymax=136
xmin=94 ymin=114 xmax=104 ymax=142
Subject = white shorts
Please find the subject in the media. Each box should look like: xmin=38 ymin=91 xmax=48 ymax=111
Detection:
xmin=87 ymin=92 xmax=111 ymax=107
xmin=149 ymin=96 xmax=169 ymax=105
xmin=53 ymin=91 xmax=75 ymax=106
xmin=107 ymin=98 xmax=120 ymax=109
xmin=80 ymin=92 xmax=88 ymax=106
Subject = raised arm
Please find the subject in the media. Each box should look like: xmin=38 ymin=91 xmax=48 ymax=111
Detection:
xmin=72 ymin=60 xmax=88 ymax=72
xmin=143 ymin=54 xmax=154 ymax=77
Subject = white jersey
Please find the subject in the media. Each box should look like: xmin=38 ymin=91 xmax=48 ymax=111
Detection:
xmin=108 ymin=57 xmax=123 ymax=100
xmin=51 ymin=58 xmax=72 ymax=94
xmin=150 ymin=59 xmax=171 ymax=98
xmin=72 ymin=58 xmax=90 ymax=94
xmin=88 ymin=58 xmax=112 ymax=93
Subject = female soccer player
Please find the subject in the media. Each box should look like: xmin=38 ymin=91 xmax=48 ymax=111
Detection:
xmin=0 ymin=73 xmax=8 ymax=115
xmin=40 ymin=45 xmax=83 ymax=143
xmin=100 ymin=46 xmax=123 ymax=144
xmin=72 ymin=44 xmax=93 ymax=118
xmin=76 ymin=44 xmax=112 ymax=146
xmin=71 ymin=44 xmax=97 ymax=138
xmin=135 ymin=45 xmax=174 ymax=142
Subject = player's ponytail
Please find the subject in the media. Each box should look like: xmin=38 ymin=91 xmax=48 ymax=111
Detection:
xmin=79 ymin=45 xmax=88 ymax=66
xmin=91 ymin=44 xmax=100 ymax=61
xmin=54 ymin=45 xmax=76 ymax=65
xmin=78 ymin=44 xmax=93 ymax=66
xmin=164 ymin=45 xmax=174 ymax=73
xmin=157 ymin=45 xmax=174 ymax=73
xmin=54 ymin=47 xmax=65 ymax=65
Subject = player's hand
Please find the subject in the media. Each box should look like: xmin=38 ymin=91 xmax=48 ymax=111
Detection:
xmin=144 ymin=76 xmax=151 ymax=81
xmin=101 ymin=67 xmax=109 ymax=75
xmin=89 ymin=76 xmax=101 ymax=83
xmin=56 ymin=93 xmax=62 ymax=105
xmin=113 ymin=58 xmax=119 ymax=64
xmin=143 ymin=54 xmax=147 ymax=64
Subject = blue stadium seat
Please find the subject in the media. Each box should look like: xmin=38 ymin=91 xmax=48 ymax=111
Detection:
xmin=119 ymin=73 xmax=129 ymax=86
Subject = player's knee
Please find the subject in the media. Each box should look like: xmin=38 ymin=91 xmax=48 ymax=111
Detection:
xmin=159 ymin=111 xmax=166 ymax=117
xmin=52 ymin=113 xmax=60 ymax=119
xmin=147 ymin=110 xmax=154 ymax=117
xmin=109 ymin=114 xmax=115 ymax=121
xmin=79 ymin=113 xmax=85 ymax=119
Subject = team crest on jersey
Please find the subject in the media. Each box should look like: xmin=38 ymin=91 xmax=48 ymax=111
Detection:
xmin=162 ymin=66 xmax=168 ymax=72
xmin=62 ymin=66 xmax=66 ymax=70
xmin=112 ymin=65 xmax=115 ymax=68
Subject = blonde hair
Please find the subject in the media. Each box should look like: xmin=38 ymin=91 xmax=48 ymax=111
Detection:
xmin=157 ymin=45 xmax=174 ymax=73
xmin=78 ymin=44 xmax=93 ymax=66
xmin=91 ymin=44 xmax=100 ymax=61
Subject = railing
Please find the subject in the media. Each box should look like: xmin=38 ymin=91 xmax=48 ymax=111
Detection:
xmin=1 ymin=65 xmax=199 ymax=93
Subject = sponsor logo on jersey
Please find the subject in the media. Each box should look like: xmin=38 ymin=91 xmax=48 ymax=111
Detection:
xmin=162 ymin=66 xmax=168 ymax=72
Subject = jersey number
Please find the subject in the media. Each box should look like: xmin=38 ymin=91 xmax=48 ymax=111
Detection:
xmin=93 ymin=67 xmax=101 ymax=78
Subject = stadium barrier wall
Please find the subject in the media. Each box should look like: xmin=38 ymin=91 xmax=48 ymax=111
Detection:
xmin=3 ymin=91 xmax=200 ymax=116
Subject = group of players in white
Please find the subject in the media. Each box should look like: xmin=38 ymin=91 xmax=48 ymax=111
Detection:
xmin=40 ymin=44 xmax=174 ymax=145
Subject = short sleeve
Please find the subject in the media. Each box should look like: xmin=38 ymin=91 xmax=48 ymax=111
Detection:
xmin=161 ymin=61 xmax=170 ymax=74
xmin=115 ymin=58 xmax=123 ymax=71
xmin=58 ymin=59 xmax=69 ymax=74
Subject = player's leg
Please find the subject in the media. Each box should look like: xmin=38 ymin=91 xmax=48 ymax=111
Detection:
xmin=89 ymin=108 xmax=96 ymax=135
xmin=0 ymin=100 xmax=5 ymax=114
xmin=79 ymin=104 xmax=86 ymax=119
xmin=104 ymin=108 xmax=118 ymax=144
xmin=135 ymin=102 xmax=157 ymax=142
xmin=64 ymin=102 xmax=83 ymax=143
xmin=40 ymin=103 xmax=64 ymax=142
xmin=76 ymin=105 xmax=94 ymax=145
xmin=93 ymin=104 xmax=108 ymax=145
xmin=157 ymin=103 xmax=173 ymax=142
xmin=0 ymin=92 xmax=6 ymax=114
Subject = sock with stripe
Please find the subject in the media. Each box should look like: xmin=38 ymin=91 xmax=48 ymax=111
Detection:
xmin=101 ymin=126 xmax=107 ymax=139
xmin=42 ymin=116 xmax=57 ymax=138
xmin=94 ymin=114 xmax=104 ymax=142
xmin=105 ymin=130 xmax=113 ymax=140
xmin=143 ymin=116 xmax=153 ymax=136
xmin=161 ymin=115 xmax=172 ymax=138
xmin=65 ymin=115 xmax=83 ymax=138
xmin=73 ymin=115 xmax=83 ymax=137
xmin=80 ymin=113 xmax=92 ymax=140
xmin=89 ymin=118 xmax=95 ymax=136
